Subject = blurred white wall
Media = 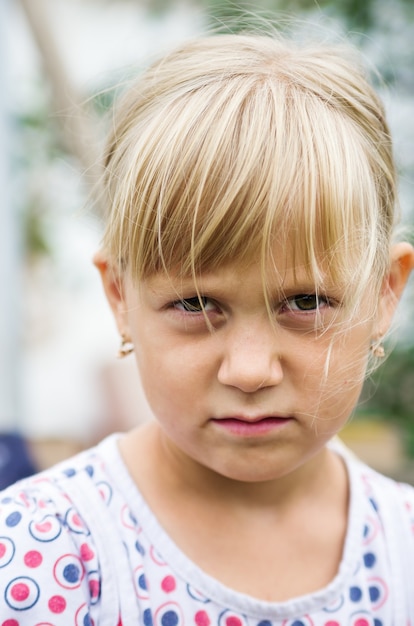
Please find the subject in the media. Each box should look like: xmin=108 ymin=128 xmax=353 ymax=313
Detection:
xmin=0 ymin=0 xmax=22 ymax=430
xmin=7 ymin=0 xmax=204 ymax=441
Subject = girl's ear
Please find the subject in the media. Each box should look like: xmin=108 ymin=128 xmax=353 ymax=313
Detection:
xmin=93 ymin=251 xmax=131 ymax=338
xmin=376 ymin=242 xmax=414 ymax=337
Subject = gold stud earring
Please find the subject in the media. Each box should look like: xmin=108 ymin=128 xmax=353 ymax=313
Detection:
xmin=370 ymin=340 xmax=385 ymax=359
xmin=118 ymin=335 xmax=134 ymax=358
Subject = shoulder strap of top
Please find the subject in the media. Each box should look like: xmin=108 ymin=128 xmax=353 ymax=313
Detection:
xmin=63 ymin=470 xmax=140 ymax=625
xmin=369 ymin=471 xmax=414 ymax=623
xmin=335 ymin=440 xmax=414 ymax=623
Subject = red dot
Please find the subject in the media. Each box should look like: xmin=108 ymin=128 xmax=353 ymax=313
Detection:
xmin=72 ymin=514 xmax=82 ymax=527
xmin=80 ymin=543 xmax=94 ymax=561
xmin=195 ymin=611 xmax=210 ymax=626
xmin=161 ymin=575 xmax=176 ymax=592
xmin=2 ymin=620 xmax=19 ymax=626
xmin=226 ymin=618 xmax=242 ymax=626
xmin=354 ymin=620 xmax=370 ymax=626
xmin=0 ymin=543 xmax=6 ymax=559
xmin=89 ymin=579 xmax=100 ymax=598
xmin=11 ymin=583 xmax=30 ymax=601
xmin=24 ymin=550 xmax=43 ymax=568
xmin=48 ymin=595 xmax=66 ymax=613
xmin=35 ymin=520 xmax=52 ymax=533
xmin=324 ymin=622 xmax=340 ymax=626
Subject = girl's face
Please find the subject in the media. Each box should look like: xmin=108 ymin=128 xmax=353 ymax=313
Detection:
xmin=97 ymin=244 xmax=412 ymax=484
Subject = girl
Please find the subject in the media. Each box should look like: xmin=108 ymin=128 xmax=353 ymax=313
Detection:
xmin=1 ymin=32 xmax=414 ymax=625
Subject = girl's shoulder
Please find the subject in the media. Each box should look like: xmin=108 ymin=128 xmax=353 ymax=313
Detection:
xmin=0 ymin=436 xmax=121 ymax=621
xmin=334 ymin=438 xmax=414 ymax=519
xmin=350 ymin=452 xmax=414 ymax=522
xmin=0 ymin=438 xmax=107 ymax=528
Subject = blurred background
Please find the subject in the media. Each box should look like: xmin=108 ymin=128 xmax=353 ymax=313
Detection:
xmin=1 ymin=0 xmax=414 ymax=485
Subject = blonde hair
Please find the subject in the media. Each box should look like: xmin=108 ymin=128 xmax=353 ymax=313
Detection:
xmin=101 ymin=33 xmax=396 ymax=319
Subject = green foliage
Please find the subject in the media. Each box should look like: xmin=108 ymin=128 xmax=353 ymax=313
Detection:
xmin=360 ymin=347 xmax=414 ymax=456
xmin=91 ymin=86 xmax=118 ymax=116
xmin=204 ymin=0 xmax=413 ymax=32
xmin=24 ymin=199 xmax=52 ymax=258
xmin=14 ymin=98 xmax=65 ymax=260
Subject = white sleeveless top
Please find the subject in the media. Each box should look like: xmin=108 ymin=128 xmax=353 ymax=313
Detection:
xmin=0 ymin=434 xmax=413 ymax=625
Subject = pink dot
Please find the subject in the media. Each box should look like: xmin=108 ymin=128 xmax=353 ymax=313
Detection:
xmin=161 ymin=575 xmax=176 ymax=592
xmin=89 ymin=579 xmax=100 ymax=598
xmin=11 ymin=583 xmax=30 ymax=601
xmin=226 ymin=618 xmax=242 ymax=626
xmin=72 ymin=514 xmax=82 ymax=527
xmin=24 ymin=551 xmax=43 ymax=568
xmin=0 ymin=543 xmax=6 ymax=558
xmin=354 ymin=620 xmax=370 ymax=626
xmin=195 ymin=611 xmax=210 ymax=626
xmin=2 ymin=620 xmax=19 ymax=626
xmin=80 ymin=543 xmax=95 ymax=561
xmin=35 ymin=521 xmax=52 ymax=533
xmin=324 ymin=622 xmax=340 ymax=626
xmin=48 ymin=595 xmax=66 ymax=613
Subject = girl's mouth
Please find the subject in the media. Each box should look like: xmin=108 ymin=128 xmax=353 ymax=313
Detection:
xmin=211 ymin=416 xmax=292 ymax=436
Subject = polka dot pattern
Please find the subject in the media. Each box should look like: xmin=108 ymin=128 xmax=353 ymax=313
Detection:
xmin=154 ymin=602 xmax=184 ymax=626
xmin=24 ymin=549 xmax=43 ymax=568
xmin=53 ymin=553 xmax=85 ymax=589
xmin=195 ymin=609 xmax=211 ymax=626
xmin=5 ymin=576 xmax=40 ymax=610
xmin=0 ymin=537 xmax=15 ymax=568
xmin=29 ymin=515 xmax=62 ymax=542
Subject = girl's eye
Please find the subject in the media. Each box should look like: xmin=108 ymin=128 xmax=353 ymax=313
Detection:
xmin=173 ymin=296 xmax=213 ymax=313
xmin=286 ymin=294 xmax=330 ymax=312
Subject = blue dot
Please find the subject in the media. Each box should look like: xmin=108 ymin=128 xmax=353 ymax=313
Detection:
xmin=350 ymin=586 xmax=363 ymax=602
xmin=84 ymin=615 xmax=92 ymax=626
xmin=85 ymin=465 xmax=94 ymax=477
xmin=292 ymin=622 xmax=306 ymax=626
xmin=258 ymin=621 xmax=272 ymax=626
xmin=144 ymin=608 xmax=153 ymax=626
xmin=369 ymin=586 xmax=380 ymax=602
xmin=161 ymin=610 xmax=179 ymax=626
xmin=63 ymin=563 xmax=81 ymax=583
xmin=63 ymin=468 xmax=76 ymax=477
xmin=6 ymin=511 xmax=22 ymax=527
xmin=363 ymin=524 xmax=369 ymax=538
xmin=374 ymin=620 xmax=383 ymax=626
xmin=135 ymin=540 xmax=145 ymax=556
xmin=139 ymin=573 xmax=147 ymax=590
xmin=1 ymin=497 xmax=12 ymax=504
xmin=363 ymin=552 xmax=376 ymax=568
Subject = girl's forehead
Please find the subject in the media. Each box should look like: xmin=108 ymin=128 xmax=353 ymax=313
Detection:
xmin=141 ymin=254 xmax=337 ymax=294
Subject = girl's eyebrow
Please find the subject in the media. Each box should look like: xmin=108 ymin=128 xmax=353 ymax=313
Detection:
xmin=145 ymin=272 xmax=339 ymax=301
xmin=147 ymin=279 xmax=229 ymax=299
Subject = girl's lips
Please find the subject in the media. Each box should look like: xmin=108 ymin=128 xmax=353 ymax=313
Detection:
xmin=211 ymin=416 xmax=292 ymax=436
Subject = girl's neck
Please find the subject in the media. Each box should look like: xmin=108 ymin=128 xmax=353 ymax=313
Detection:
xmin=120 ymin=421 xmax=348 ymax=513
xmin=119 ymin=422 xmax=350 ymax=602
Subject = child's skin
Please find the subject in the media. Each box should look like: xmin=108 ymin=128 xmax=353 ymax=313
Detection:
xmin=94 ymin=240 xmax=414 ymax=602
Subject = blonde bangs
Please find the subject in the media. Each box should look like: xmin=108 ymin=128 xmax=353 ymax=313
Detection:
xmin=102 ymin=34 xmax=395 ymax=312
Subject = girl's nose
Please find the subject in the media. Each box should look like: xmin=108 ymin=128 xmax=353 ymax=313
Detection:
xmin=217 ymin=324 xmax=283 ymax=393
